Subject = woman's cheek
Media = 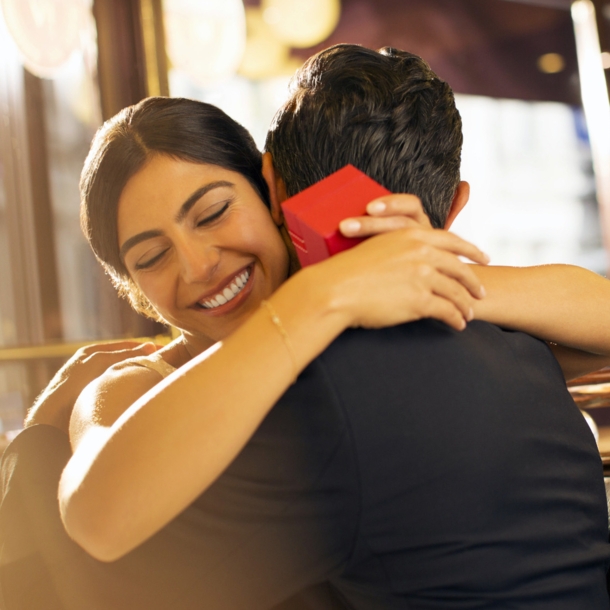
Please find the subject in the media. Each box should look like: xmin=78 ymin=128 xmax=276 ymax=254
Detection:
xmin=136 ymin=272 xmax=172 ymax=312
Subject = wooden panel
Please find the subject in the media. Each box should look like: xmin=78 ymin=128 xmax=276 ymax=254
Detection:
xmin=140 ymin=0 xmax=169 ymax=97
xmin=93 ymin=0 xmax=148 ymax=121
xmin=93 ymin=0 xmax=170 ymax=120
xmin=23 ymin=70 xmax=62 ymax=342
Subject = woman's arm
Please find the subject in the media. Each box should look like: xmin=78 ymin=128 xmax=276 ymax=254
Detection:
xmin=342 ymin=195 xmax=610 ymax=380
xmin=60 ymin=227 xmax=488 ymax=562
xmin=471 ymin=264 xmax=610 ymax=379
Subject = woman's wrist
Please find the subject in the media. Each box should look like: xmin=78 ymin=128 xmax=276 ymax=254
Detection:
xmin=284 ymin=264 xmax=355 ymax=329
xmin=267 ymin=265 xmax=355 ymax=372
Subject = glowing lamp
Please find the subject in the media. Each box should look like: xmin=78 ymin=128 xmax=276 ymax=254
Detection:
xmin=164 ymin=0 xmax=246 ymax=87
xmin=238 ymin=7 xmax=289 ymax=80
xmin=261 ymin=0 xmax=340 ymax=49
xmin=0 ymin=0 xmax=88 ymax=78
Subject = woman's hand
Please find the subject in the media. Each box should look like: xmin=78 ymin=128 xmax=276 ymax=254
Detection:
xmin=308 ymin=224 xmax=489 ymax=332
xmin=308 ymin=195 xmax=489 ymax=330
xmin=332 ymin=193 xmax=488 ymax=330
xmin=25 ymin=341 xmax=158 ymax=432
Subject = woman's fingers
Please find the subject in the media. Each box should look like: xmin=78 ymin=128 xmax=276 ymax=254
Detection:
xmin=79 ymin=341 xmax=150 ymax=356
xmin=25 ymin=342 xmax=160 ymax=430
xmin=425 ymin=269 xmax=477 ymax=322
xmin=345 ymin=261 xmax=473 ymax=331
xmin=323 ymin=226 xmax=489 ymax=330
xmin=341 ymin=229 xmax=486 ymax=302
xmin=337 ymin=192 xmax=491 ymax=270
xmin=82 ymin=342 xmax=157 ymax=365
xmin=340 ymin=214 xmax=421 ymax=237
xmin=339 ymin=194 xmax=433 ymax=238
xmin=419 ymin=248 xmax=485 ymax=299
xmin=406 ymin=229 xmax=490 ymax=267
xmin=367 ymin=195 xmax=433 ymax=227
xmin=421 ymin=295 xmax=469 ymax=332
xmin=340 ymin=220 xmax=490 ymax=269
xmin=365 ymin=229 xmax=488 ymax=297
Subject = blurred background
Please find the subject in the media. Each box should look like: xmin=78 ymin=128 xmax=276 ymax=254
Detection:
xmin=0 ymin=0 xmax=609 ymax=435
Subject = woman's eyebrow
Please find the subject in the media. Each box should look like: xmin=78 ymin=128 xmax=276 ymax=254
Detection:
xmin=175 ymin=180 xmax=235 ymax=223
xmin=120 ymin=230 xmax=164 ymax=261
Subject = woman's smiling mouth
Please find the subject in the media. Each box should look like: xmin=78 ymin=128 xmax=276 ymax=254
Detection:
xmin=197 ymin=266 xmax=252 ymax=310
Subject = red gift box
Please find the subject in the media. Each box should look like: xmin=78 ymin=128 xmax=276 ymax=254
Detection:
xmin=281 ymin=165 xmax=390 ymax=267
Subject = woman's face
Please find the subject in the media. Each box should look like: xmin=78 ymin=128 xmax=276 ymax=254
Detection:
xmin=117 ymin=154 xmax=290 ymax=352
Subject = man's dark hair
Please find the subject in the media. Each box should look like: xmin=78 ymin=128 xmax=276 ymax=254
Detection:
xmin=265 ymin=44 xmax=462 ymax=228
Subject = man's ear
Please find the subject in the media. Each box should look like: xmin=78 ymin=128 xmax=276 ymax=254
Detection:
xmin=262 ymin=152 xmax=301 ymax=275
xmin=262 ymin=152 xmax=288 ymax=226
xmin=443 ymin=181 xmax=470 ymax=230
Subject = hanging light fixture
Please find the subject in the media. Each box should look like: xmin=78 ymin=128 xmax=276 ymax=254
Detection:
xmin=164 ymin=0 xmax=246 ymax=87
xmin=572 ymin=0 xmax=610 ymax=269
xmin=0 ymin=0 xmax=89 ymax=79
xmin=261 ymin=0 xmax=340 ymax=49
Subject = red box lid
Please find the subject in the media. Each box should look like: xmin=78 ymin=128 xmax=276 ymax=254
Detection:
xmin=281 ymin=165 xmax=390 ymax=266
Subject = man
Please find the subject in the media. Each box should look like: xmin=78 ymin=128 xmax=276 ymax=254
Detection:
xmin=186 ymin=45 xmax=610 ymax=606
xmin=3 ymin=45 xmax=609 ymax=609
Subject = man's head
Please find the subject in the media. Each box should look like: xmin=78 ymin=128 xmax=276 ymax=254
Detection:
xmin=265 ymin=44 xmax=464 ymax=229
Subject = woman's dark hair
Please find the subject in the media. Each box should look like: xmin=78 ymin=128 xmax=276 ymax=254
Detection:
xmin=266 ymin=45 xmax=462 ymax=229
xmin=80 ymin=97 xmax=269 ymax=320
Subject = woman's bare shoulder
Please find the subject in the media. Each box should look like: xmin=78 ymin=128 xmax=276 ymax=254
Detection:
xmin=70 ymin=361 xmax=163 ymax=449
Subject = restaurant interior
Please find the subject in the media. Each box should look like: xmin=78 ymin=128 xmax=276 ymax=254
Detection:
xmin=0 ymin=0 xmax=610 ymax=458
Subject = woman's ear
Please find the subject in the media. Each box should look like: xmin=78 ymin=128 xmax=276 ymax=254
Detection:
xmin=261 ymin=152 xmax=287 ymax=226
xmin=443 ymin=181 xmax=470 ymax=230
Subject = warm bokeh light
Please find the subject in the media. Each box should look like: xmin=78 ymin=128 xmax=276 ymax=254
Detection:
xmin=537 ymin=52 xmax=565 ymax=74
xmin=0 ymin=0 xmax=88 ymax=78
xmin=261 ymin=0 xmax=340 ymax=48
xmin=238 ymin=7 xmax=290 ymax=80
xmin=164 ymin=0 xmax=246 ymax=87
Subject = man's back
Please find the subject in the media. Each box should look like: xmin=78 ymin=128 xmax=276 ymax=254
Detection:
xmin=319 ymin=320 xmax=609 ymax=608
xmin=259 ymin=43 xmax=609 ymax=605
xmin=179 ymin=320 xmax=610 ymax=609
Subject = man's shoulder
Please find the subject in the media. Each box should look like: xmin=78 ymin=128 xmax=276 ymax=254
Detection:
xmin=327 ymin=318 xmax=548 ymax=352
xmin=314 ymin=319 xmax=573 ymax=439
xmin=319 ymin=319 xmax=559 ymax=383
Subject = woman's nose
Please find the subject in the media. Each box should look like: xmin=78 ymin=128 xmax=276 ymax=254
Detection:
xmin=177 ymin=240 xmax=220 ymax=285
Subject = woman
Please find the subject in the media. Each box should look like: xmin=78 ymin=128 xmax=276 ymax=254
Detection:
xmin=27 ymin=97 xmax=610 ymax=564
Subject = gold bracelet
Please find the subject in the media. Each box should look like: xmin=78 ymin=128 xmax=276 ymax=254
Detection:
xmin=261 ymin=300 xmax=298 ymax=384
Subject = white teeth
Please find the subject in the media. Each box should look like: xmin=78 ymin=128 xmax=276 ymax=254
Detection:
xmin=199 ymin=268 xmax=251 ymax=309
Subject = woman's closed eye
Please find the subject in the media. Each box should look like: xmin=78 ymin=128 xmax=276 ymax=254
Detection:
xmin=135 ymin=247 xmax=169 ymax=270
xmin=196 ymin=200 xmax=231 ymax=227
xmin=131 ymin=199 xmax=232 ymax=271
